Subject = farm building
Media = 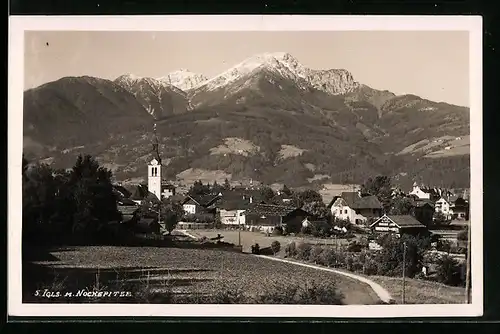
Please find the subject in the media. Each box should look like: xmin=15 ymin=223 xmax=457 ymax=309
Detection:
xmin=244 ymin=203 xmax=309 ymax=233
xmin=450 ymin=196 xmax=469 ymax=220
xmin=329 ymin=191 xmax=382 ymax=224
xmin=412 ymin=200 xmax=435 ymax=227
xmin=370 ymin=214 xmax=428 ymax=237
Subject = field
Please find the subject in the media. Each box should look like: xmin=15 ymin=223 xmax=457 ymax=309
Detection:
xmin=24 ymin=245 xmax=380 ymax=305
xmin=189 ymin=230 xmax=351 ymax=253
xmin=370 ymin=276 xmax=466 ymax=304
xmin=186 ymin=230 xmax=468 ymax=305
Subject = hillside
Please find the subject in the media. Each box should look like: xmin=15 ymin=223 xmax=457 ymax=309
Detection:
xmin=114 ymin=74 xmax=193 ymax=119
xmin=22 ymin=52 xmax=471 ymax=189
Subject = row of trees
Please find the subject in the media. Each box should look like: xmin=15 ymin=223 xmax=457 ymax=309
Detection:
xmin=23 ymin=154 xmax=121 ymax=246
xmin=23 ymin=154 xmax=185 ymax=248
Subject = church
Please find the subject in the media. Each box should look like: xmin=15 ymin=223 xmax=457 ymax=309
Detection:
xmin=147 ymin=157 xmax=176 ymax=201
xmin=114 ymin=125 xmax=176 ymax=205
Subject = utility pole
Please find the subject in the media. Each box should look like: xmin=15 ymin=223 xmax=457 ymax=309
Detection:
xmin=402 ymin=241 xmax=407 ymax=304
xmin=465 ymin=220 xmax=471 ymax=303
xmin=238 ymin=224 xmax=241 ymax=247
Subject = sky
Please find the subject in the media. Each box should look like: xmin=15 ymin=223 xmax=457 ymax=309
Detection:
xmin=24 ymin=31 xmax=470 ymax=106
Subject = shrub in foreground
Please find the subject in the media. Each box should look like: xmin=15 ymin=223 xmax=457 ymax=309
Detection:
xmin=317 ymin=248 xmax=337 ymax=267
xmin=284 ymin=241 xmax=297 ymax=258
xmin=309 ymin=245 xmax=324 ymax=264
xmin=295 ymin=242 xmax=313 ymax=260
xmin=271 ymin=241 xmax=281 ymax=255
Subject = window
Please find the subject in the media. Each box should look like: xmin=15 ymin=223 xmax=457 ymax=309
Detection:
xmin=344 ymin=209 xmax=348 ymax=214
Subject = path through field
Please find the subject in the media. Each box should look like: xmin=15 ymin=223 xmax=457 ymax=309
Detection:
xmin=27 ymin=245 xmax=381 ymax=305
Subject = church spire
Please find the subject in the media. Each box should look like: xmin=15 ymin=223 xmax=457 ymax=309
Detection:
xmin=152 ymin=123 xmax=162 ymax=165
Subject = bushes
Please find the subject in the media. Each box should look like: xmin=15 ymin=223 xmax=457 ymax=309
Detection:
xmin=347 ymin=241 xmax=363 ymax=253
xmin=309 ymin=246 xmax=324 ymax=263
xmin=457 ymin=229 xmax=468 ymax=241
xmin=318 ymin=248 xmax=338 ymax=267
xmin=296 ymin=242 xmax=313 ymax=261
xmin=254 ymin=279 xmax=344 ymax=305
xmin=271 ymin=241 xmax=281 ymax=255
xmin=435 ymin=254 xmax=466 ymax=286
xmin=284 ymin=242 xmax=297 ymax=258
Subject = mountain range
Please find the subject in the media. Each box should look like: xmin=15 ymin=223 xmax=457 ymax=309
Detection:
xmin=22 ymin=52 xmax=470 ymax=190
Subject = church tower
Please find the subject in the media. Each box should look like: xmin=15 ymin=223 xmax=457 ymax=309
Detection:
xmin=148 ymin=158 xmax=161 ymax=201
xmin=148 ymin=123 xmax=163 ymax=201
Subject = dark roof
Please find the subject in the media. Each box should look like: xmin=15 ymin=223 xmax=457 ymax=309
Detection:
xmin=128 ymin=185 xmax=149 ymax=200
xmin=188 ymin=194 xmax=222 ymax=207
xmin=117 ymin=198 xmax=138 ymax=206
xmin=371 ymin=214 xmax=426 ymax=229
xmin=121 ymin=214 xmax=136 ymax=223
xmin=219 ymin=198 xmax=251 ymax=211
xmin=117 ymin=205 xmax=139 ymax=215
xmin=413 ymin=199 xmax=435 ymax=208
xmin=340 ymin=192 xmax=382 ymax=209
xmin=245 ymin=203 xmax=301 ymax=217
xmin=113 ymin=185 xmax=132 ymax=199
xmin=161 ymin=182 xmax=176 ymax=190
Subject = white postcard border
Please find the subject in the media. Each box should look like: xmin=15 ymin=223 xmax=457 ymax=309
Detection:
xmin=8 ymin=15 xmax=483 ymax=318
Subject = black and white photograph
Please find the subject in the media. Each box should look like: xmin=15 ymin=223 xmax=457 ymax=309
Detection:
xmin=8 ymin=16 xmax=483 ymax=318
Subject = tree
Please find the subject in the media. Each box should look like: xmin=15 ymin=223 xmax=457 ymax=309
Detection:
xmin=302 ymin=201 xmax=329 ymax=219
xmin=160 ymin=198 xmax=184 ymax=235
xmin=223 ymin=178 xmax=231 ymax=190
xmin=435 ymin=254 xmax=465 ymax=286
xmin=433 ymin=211 xmax=449 ymax=225
xmin=188 ymin=180 xmax=211 ymax=196
xmin=68 ymin=154 xmax=120 ymax=240
xmin=260 ymin=186 xmax=276 ymax=203
xmin=361 ymin=175 xmax=393 ymax=212
xmin=375 ymin=234 xmax=431 ymax=278
xmin=22 ymin=163 xmax=59 ymax=240
xmin=281 ymin=184 xmax=292 ymax=196
xmin=389 ymin=196 xmax=414 ymax=215
xmin=211 ymin=181 xmax=224 ymax=194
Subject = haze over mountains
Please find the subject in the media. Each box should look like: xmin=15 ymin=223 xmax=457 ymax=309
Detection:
xmin=23 ymin=52 xmax=470 ymax=190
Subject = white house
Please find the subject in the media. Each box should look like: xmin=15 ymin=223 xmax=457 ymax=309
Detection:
xmin=409 ymin=182 xmax=431 ymax=200
xmin=434 ymin=197 xmax=452 ymax=219
xmin=329 ymin=192 xmax=383 ymax=225
xmin=219 ymin=209 xmax=246 ymax=226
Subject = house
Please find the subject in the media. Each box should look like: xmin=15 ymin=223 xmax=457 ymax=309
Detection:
xmin=450 ymin=196 xmax=469 ymax=220
xmin=244 ymin=203 xmax=310 ymax=234
xmin=217 ymin=196 xmax=252 ymax=226
xmin=182 ymin=194 xmax=221 ymax=216
xmin=301 ymin=217 xmax=330 ymax=230
xmin=117 ymin=198 xmax=140 ymax=224
xmin=329 ymin=191 xmax=383 ymax=225
xmin=160 ymin=181 xmax=176 ymax=199
xmin=370 ymin=214 xmax=428 ymax=237
xmin=408 ymin=182 xmax=431 ymax=200
xmin=434 ymin=196 xmax=452 ymax=219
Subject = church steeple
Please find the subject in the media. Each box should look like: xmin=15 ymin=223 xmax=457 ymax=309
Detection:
xmin=148 ymin=123 xmax=162 ymax=201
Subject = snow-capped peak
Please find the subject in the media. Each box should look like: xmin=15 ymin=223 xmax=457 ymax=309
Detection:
xmin=197 ymin=52 xmax=308 ymax=92
xmin=193 ymin=52 xmax=359 ymax=95
xmin=157 ymin=70 xmax=208 ymax=91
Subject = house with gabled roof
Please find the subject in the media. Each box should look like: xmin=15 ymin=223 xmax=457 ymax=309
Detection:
xmin=370 ymin=214 xmax=428 ymax=237
xmin=328 ymin=191 xmax=383 ymax=225
xmin=182 ymin=194 xmax=221 ymax=215
xmin=244 ymin=203 xmax=310 ymax=233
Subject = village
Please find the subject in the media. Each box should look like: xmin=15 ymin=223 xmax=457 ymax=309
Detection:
xmin=113 ymin=157 xmax=470 ymax=255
